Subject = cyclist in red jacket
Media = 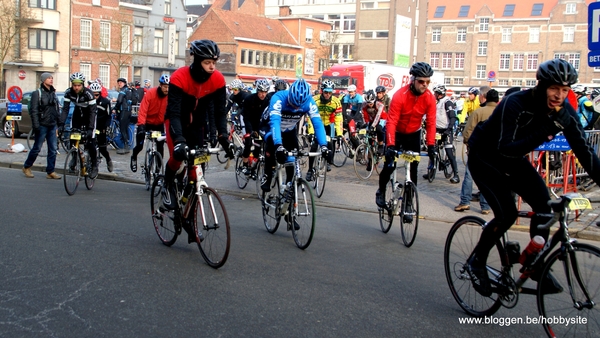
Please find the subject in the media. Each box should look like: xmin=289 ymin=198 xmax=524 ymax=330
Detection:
xmin=375 ymin=62 xmax=437 ymax=221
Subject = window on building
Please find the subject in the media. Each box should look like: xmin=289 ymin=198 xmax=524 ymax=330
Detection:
xmin=331 ymin=44 xmax=353 ymax=61
xmin=455 ymin=52 xmax=464 ymax=69
xmin=563 ymin=26 xmax=575 ymax=42
xmin=133 ymin=67 xmax=141 ymax=83
xmin=29 ymin=0 xmax=57 ymax=10
xmin=320 ymin=30 xmax=328 ymax=43
xmin=554 ymin=53 xmax=566 ymax=60
xmin=80 ymin=19 xmax=92 ymax=48
xmin=569 ymin=53 xmax=580 ymax=70
xmin=512 ymin=79 xmax=523 ymax=86
xmin=503 ymin=4 xmax=515 ymax=17
xmin=121 ymin=25 xmax=130 ymax=53
xmin=526 ymin=79 xmax=537 ymax=87
xmin=499 ymin=53 xmax=510 ymax=70
xmin=502 ymin=28 xmax=512 ymax=43
xmin=565 ymin=3 xmax=576 ymax=14
xmin=120 ymin=67 xmax=128 ymax=80
xmin=513 ymin=53 xmax=524 ymax=70
xmin=319 ymin=59 xmax=328 ymax=72
xmin=498 ymin=79 xmax=508 ymax=86
xmin=479 ymin=18 xmax=489 ymax=32
xmin=432 ymin=28 xmax=441 ymax=42
xmin=240 ymin=49 xmax=247 ymax=64
xmin=453 ymin=78 xmax=464 ymax=85
xmin=342 ymin=15 xmax=355 ymax=32
xmin=529 ymin=27 xmax=540 ymax=43
xmin=248 ymin=50 xmax=254 ymax=65
xmin=430 ymin=52 xmax=440 ymax=69
xmin=165 ymin=0 xmax=171 ymax=16
xmin=288 ymin=54 xmax=295 ymax=69
xmin=80 ymin=64 xmax=91 ymax=82
xmin=434 ymin=6 xmax=445 ymax=18
xmin=306 ymin=28 xmax=313 ymax=43
xmin=376 ymin=31 xmax=388 ymax=38
xmin=328 ymin=14 xmax=341 ymax=31
xmin=99 ymin=65 xmax=109 ymax=86
xmin=531 ymin=3 xmax=544 ymax=16
xmin=28 ymin=29 xmax=56 ymax=50
xmin=134 ymin=27 xmax=143 ymax=52
xmin=100 ymin=22 xmax=110 ymax=50
xmin=477 ymin=41 xmax=487 ymax=56
xmin=527 ymin=54 xmax=538 ymax=71
xmin=442 ymin=52 xmax=452 ymax=69
xmin=476 ymin=65 xmax=486 ymax=79
xmin=458 ymin=5 xmax=470 ymax=17
xmin=154 ymin=29 xmax=164 ymax=54
xmin=457 ymin=28 xmax=466 ymax=42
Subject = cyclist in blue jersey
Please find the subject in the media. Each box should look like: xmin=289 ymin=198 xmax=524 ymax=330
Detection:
xmin=341 ymin=84 xmax=364 ymax=127
xmin=259 ymin=79 xmax=329 ymax=192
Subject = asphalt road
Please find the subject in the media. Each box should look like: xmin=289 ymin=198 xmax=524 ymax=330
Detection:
xmin=0 ymin=167 xmax=577 ymax=337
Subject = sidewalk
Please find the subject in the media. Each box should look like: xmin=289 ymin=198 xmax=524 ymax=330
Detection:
xmin=2 ymin=136 xmax=600 ymax=241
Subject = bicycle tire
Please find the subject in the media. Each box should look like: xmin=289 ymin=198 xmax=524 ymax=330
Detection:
xmin=332 ymin=137 xmax=348 ymax=167
xmin=400 ymin=182 xmax=419 ymax=247
xmin=216 ymin=150 xmax=228 ymax=164
xmin=537 ymin=242 xmax=600 ymax=338
xmin=354 ymin=144 xmax=374 ymax=180
xmin=374 ymin=154 xmax=384 ymax=176
xmin=144 ymin=149 xmax=152 ymax=190
xmin=378 ymin=179 xmax=395 ymax=233
xmin=255 ymin=160 xmax=265 ymax=201
xmin=261 ymin=176 xmax=281 ymax=234
xmin=59 ymin=128 xmax=71 ymax=152
xmin=150 ymin=175 xmax=178 ymax=246
xmin=290 ymin=178 xmax=315 ymax=250
xmin=443 ymin=149 xmax=453 ymax=179
xmin=84 ymin=153 xmax=95 ymax=190
xmin=427 ymin=156 xmax=437 ymax=182
xmin=151 ymin=151 xmax=164 ymax=188
xmin=195 ymin=186 xmax=231 ymax=269
xmin=235 ymin=155 xmax=249 ymax=189
xmin=314 ymin=156 xmax=326 ymax=198
xmin=27 ymin=129 xmax=48 ymax=157
xmin=444 ymin=216 xmax=503 ymax=317
xmin=63 ymin=148 xmax=80 ymax=196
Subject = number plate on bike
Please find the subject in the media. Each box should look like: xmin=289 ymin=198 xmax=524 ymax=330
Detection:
xmin=359 ymin=129 xmax=367 ymax=135
xmin=435 ymin=133 xmax=442 ymax=140
xmin=568 ymin=196 xmax=592 ymax=210
xmin=194 ymin=154 xmax=210 ymax=165
xmin=70 ymin=133 xmax=81 ymax=140
xmin=400 ymin=153 xmax=419 ymax=162
xmin=151 ymin=131 xmax=162 ymax=139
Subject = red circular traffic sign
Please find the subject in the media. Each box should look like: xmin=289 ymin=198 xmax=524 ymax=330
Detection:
xmin=488 ymin=70 xmax=496 ymax=79
xmin=7 ymin=86 xmax=23 ymax=103
xmin=18 ymin=70 xmax=26 ymax=80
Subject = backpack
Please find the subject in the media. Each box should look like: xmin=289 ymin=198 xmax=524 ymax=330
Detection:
xmin=582 ymin=106 xmax=600 ymax=130
xmin=27 ymin=88 xmax=42 ymax=113
xmin=129 ymin=87 xmax=140 ymax=106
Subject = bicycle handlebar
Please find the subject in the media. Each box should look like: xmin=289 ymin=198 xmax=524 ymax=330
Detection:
xmin=537 ymin=193 xmax=590 ymax=231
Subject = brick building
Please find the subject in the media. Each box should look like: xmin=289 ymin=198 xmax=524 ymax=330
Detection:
xmin=425 ymin=0 xmax=595 ymax=94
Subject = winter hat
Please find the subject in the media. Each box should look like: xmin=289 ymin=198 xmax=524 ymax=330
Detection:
xmin=41 ymin=72 xmax=53 ymax=82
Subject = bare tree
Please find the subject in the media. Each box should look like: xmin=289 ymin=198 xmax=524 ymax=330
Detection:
xmin=97 ymin=9 xmax=135 ymax=80
xmin=315 ymin=30 xmax=339 ymax=70
xmin=0 ymin=0 xmax=35 ymax=97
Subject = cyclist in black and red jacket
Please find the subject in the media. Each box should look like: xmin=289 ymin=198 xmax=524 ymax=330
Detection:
xmin=162 ymin=40 xmax=233 ymax=222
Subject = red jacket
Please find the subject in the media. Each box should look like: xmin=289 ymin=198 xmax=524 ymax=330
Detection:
xmin=137 ymin=87 xmax=167 ymax=126
xmin=385 ymin=84 xmax=437 ymax=147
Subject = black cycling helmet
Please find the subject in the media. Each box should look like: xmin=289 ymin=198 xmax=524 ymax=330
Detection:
xmin=190 ymin=39 xmax=220 ymax=60
xmin=117 ymin=77 xmax=127 ymax=84
xmin=134 ymin=80 xmax=141 ymax=86
xmin=409 ymin=62 xmax=434 ymax=78
xmin=375 ymin=85 xmax=386 ymax=93
xmin=274 ymin=79 xmax=288 ymax=91
xmin=365 ymin=90 xmax=376 ymax=103
xmin=536 ymin=59 xmax=578 ymax=86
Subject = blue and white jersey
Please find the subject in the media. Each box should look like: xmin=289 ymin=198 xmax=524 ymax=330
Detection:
xmin=267 ymin=90 xmax=327 ymax=147
xmin=342 ymin=93 xmax=364 ymax=112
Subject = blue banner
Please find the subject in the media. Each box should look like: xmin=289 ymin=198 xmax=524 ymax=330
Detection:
xmin=535 ymin=135 xmax=571 ymax=151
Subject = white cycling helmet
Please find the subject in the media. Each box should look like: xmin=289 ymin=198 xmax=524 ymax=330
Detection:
xmin=347 ymin=85 xmax=357 ymax=92
xmin=230 ymin=79 xmax=243 ymax=90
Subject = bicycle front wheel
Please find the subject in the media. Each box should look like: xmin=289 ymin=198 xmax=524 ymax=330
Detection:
xmin=379 ymin=179 xmax=395 ymax=233
xmin=261 ymin=176 xmax=281 ymax=234
xmin=426 ymin=156 xmax=437 ymax=182
xmin=332 ymin=138 xmax=348 ymax=167
xmin=444 ymin=216 xmax=503 ymax=317
xmin=28 ymin=129 xmax=48 ymax=157
xmin=354 ymin=144 xmax=374 ymax=180
xmin=290 ymin=178 xmax=315 ymax=250
xmin=235 ymin=155 xmax=249 ymax=189
xmin=313 ymin=156 xmax=327 ymax=198
xmin=150 ymin=175 xmax=178 ymax=246
xmin=400 ymin=182 xmax=419 ymax=247
xmin=63 ymin=149 xmax=81 ymax=196
xmin=195 ymin=187 xmax=231 ymax=269
xmin=443 ymin=149 xmax=454 ymax=179
xmin=144 ymin=149 xmax=152 ymax=190
xmin=537 ymin=243 xmax=600 ymax=338
xmin=85 ymin=175 xmax=95 ymax=190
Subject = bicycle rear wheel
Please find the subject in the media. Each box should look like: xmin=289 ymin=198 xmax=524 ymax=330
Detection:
xmin=261 ymin=176 xmax=281 ymax=234
xmin=150 ymin=152 xmax=163 ymax=189
xmin=443 ymin=149 xmax=454 ymax=179
xmin=379 ymin=179 xmax=395 ymax=233
xmin=63 ymin=149 xmax=81 ymax=196
xmin=537 ymin=243 xmax=600 ymax=338
xmin=313 ymin=156 xmax=327 ymax=198
xmin=426 ymin=156 xmax=437 ymax=182
xmin=400 ymin=182 xmax=419 ymax=247
xmin=59 ymin=128 xmax=71 ymax=152
xmin=144 ymin=149 xmax=152 ymax=190
xmin=290 ymin=178 xmax=315 ymax=250
xmin=195 ymin=187 xmax=231 ymax=269
xmin=332 ymin=137 xmax=348 ymax=167
xmin=150 ymin=175 xmax=178 ymax=246
xmin=354 ymin=144 xmax=374 ymax=180
xmin=235 ymin=155 xmax=249 ymax=189
xmin=444 ymin=216 xmax=503 ymax=317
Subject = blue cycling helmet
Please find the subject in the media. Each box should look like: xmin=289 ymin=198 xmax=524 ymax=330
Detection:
xmin=159 ymin=74 xmax=170 ymax=85
xmin=288 ymin=79 xmax=311 ymax=107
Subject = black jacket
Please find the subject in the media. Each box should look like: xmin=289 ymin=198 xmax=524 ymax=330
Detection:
xmin=31 ymin=85 xmax=60 ymax=128
xmin=241 ymin=93 xmax=270 ymax=134
xmin=113 ymin=85 xmax=131 ymax=114
xmin=96 ymin=96 xmax=112 ymax=129
xmin=61 ymin=87 xmax=97 ymax=131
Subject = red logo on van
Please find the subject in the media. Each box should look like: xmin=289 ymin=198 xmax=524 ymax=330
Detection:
xmin=377 ymin=74 xmax=395 ymax=90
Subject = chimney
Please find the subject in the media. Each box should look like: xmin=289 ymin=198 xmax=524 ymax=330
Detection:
xmin=279 ymin=5 xmax=291 ymax=17
xmin=231 ymin=0 xmax=238 ymax=11
xmin=257 ymin=0 xmax=265 ymax=16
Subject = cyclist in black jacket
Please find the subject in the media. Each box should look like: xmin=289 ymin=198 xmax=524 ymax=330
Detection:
xmin=90 ymin=82 xmax=113 ymax=172
xmin=112 ymin=77 xmax=132 ymax=154
xmin=240 ymin=78 xmax=270 ymax=175
xmin=466 ymin=59 xmax=600 ymax=297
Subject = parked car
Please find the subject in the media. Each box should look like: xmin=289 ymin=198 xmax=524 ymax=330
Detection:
xmin=1 ymin=91 xmax=68 ymax=138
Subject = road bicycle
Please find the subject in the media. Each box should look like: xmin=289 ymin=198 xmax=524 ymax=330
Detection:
xmin=444 ymin=193 xmax=600 ymax=337
xmin=63 ymin=129 xmax=100 ymax=195
xmin=304 ymin=135 xmax=329 ymax=199
xmin=106 ymin=114 xmax=134 ymax=150
xmin=142 ymin=131 xmax=165 ymax=191
xmin=331 ymin=132 xmax=352 ymax=167
xmin=234 ymin=136 xmax=262 ymax=190
xmin=259 ymin=149 xmax=318 ymax=250
xmin=150 ymin=146 xmax=231 ymax=268
xmin=378 ymin=150 xmax=420 ymax=247
xmin=353 ymin=128 xmax=383 ymax=180
xmin=217 ymin=117 xmax=245 ymax=164
xmin=424 ymin=132 xmax=454 ymax=182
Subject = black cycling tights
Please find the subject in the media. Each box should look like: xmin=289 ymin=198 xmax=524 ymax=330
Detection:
xmin=469 ymin=152 xmax=552 ymax=261
xmin=379 ymin=130 xmax=421 ymax=192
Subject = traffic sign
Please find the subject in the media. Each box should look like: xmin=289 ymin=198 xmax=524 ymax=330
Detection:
xmin=488 ymin=70 xmax=496 ymax=79
xmin=589 ymin=50 xmax=600 ymax=67
xmin=18 ymin=70 xmax=26 ymax=80
xmin=589 ymin=2 xmax=600 ymax=50
xmin=7 ymin=86 xmax=22 ymax=103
